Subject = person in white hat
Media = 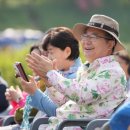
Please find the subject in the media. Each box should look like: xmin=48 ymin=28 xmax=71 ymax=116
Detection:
xmin=18 ymin=14 xmax=127 ymax=130
xmin=73 ymin=14 xmax=125 ymax=53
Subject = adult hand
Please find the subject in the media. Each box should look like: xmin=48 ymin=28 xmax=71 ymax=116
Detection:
xmin=19 ymin=76 xmax=38 ymax=95
xmin=26 ymin=52 xmax=55 ymax=78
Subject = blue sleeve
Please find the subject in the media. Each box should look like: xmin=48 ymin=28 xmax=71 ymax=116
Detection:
xmin=67 ymin=73 xmax=76 ymax=79
xmin=29 ymin=89 xmax=57 ymax=117
xmin=109 ymin=102 xmax=130 ymax=130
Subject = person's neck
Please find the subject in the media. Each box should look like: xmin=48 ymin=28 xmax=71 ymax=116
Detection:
xmin=62 ymin=60 xmax=75 ymax=71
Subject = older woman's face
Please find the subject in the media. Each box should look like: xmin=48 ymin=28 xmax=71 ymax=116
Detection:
xmin=81 ymin=27 xmax=114 ymax=63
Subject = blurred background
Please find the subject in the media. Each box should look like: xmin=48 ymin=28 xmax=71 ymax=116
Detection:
xmin=0 ymin=0 xmax=130 ymax=86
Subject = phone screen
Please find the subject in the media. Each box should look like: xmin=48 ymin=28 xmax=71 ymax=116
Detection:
xmin=14 ymin=62 xmax=29 ymax=82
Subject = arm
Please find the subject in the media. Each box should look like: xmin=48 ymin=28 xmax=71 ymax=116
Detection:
xmin=47 ymin=69 xmax=126 ymax=104
xmin=47 ymin=87 xmax=69 ymax=106
xmin=39 ymin=77 xmax=69 ymax=106
xmin=46 ymin=70 xmax=79 ymax=106
xmin=5 ymin=87 xmax=28 ymax=115
xmin=19 ymin=76 xmax=58 ymax=117
xmin=30 ymin=89 xmax=57 ymax=117
xmin=47 ymin=58 xmax=81 ymax=106
xmin=9 ymin=92 xmax=27 ymax=115
xmin=5 ymin=87 xmax=27 ymax=106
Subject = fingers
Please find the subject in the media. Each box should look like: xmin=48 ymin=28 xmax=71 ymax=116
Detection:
xmin=26 ymin=55 xmax=38 ymax=70
xmin=20 ymin=77 xmax=29 ymax=87
xmin=26 ymin=55 xmax=42 ymax=73
xmin=28 ymin=75 xmax=36 ymax=83
xmin=26 ymin=52 xmax=42 ymax=65
xmin=5 ymin=89 xmax=12 ymax=101
xmin=41 ymin=54 xmax=51 ymax=61
xmin=16 ymin=86 xmax=21 ymax=92
xmin=30 ymin=51 xmax=49 ymax=61
xmin=16 ymin=86 xmax=23 ymax=97
xmin=5 ymin=91 xmax=10 ymax=98
xmin=20 ymin=76 xmax=34 ymax=89
xmin=26 ymin=52 xmax=53 ymax=79
xmin=20 ymin=77 xmax=31 ymax=93
xmin=5 ymin=95 xmax=12 ymax=101
xmin=20 ymin=76 xmax=37 ymax=95
xmin=26 ymin=52 xmax=51 ymax=68
xmin=5 ymin=87 xmax=22 ymax=102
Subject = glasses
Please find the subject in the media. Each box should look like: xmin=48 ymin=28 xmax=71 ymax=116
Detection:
xmin=81 ymin=34 xmax=113 ymax=42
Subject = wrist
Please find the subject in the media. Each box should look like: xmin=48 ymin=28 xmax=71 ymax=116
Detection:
xmin=16 ymin=96 xmax=22 ymax=103
xmin=30 ymin=87 xmax=37 ymax=95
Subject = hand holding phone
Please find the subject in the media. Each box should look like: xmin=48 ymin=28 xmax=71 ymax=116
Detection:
xmin=14 ymin=62 xmax=29 ymax=82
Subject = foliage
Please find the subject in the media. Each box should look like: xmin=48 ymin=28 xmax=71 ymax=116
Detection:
xmin=0 ymin=45 xmax=32 ymax=87
xmin=0 ymin=0 xmax=130 ymax=42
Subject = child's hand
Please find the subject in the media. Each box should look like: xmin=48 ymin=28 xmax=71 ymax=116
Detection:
xmin=5 ymin=86 xmax=22 ymax=102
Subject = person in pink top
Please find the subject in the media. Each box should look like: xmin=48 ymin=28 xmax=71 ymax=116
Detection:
xmin=5 ymin=87 xmax=27 ymax=115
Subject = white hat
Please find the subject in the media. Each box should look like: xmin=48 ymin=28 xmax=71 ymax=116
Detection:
xmin=73 ymin=14 xmax=125 ymax=52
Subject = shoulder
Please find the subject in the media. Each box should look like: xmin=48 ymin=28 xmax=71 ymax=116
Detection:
xmin=97 ymin=55 xmax=125 ymax=75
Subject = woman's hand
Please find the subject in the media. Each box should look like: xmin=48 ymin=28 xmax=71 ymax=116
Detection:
xmin=19 ymin=76 xmax=38 ymax=95
xmin=26 ymin=52 xmax=54 ymax=78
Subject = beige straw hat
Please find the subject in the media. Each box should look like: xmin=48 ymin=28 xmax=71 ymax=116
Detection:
xmin=73 ymin=14 xmax=126 ymax=52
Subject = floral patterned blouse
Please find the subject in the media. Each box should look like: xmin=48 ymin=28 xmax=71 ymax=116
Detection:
xmin=47 ymin=57 xmax=82 ymax=107
xmin=42 ymin=55 xmax=127 ymax=130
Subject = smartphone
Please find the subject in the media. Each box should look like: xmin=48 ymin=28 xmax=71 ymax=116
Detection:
xmin=14 ymin=62 xmax=29 ymax=82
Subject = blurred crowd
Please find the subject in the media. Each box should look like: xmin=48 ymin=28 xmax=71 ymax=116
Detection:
xmin=0 ymin=28 xmax=43 ymax=48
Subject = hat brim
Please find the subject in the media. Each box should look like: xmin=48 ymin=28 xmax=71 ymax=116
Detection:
xmin=73 ymin=23 xmax=126 ymax=52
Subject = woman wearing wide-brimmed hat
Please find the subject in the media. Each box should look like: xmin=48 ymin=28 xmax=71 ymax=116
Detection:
xmin=19 ymin=14 xmax=127 ymax=130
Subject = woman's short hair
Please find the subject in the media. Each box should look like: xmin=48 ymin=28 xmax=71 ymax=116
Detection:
xmin=41 ymin=27 xmax=79 ymax=60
